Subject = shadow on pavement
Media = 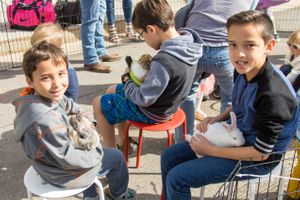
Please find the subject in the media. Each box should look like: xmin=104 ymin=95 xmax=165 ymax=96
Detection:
xmin=0 ymin=129 xmax=31 ymax=200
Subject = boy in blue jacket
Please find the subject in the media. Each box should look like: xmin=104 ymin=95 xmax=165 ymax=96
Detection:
xmin=161 ymin=10 xmax=299 ymax=200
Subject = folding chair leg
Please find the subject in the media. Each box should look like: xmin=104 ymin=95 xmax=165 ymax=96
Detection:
xmin=227 ymin=182 xmax=234 ymax=200
xmin=26 ymin=189 xmax=33 ymax=200
xmin=199 ymin=186 xmax=205 ymax=200
xmin=94 ymin=179 xmax=105 ymax=200
xmin=248 ymin=182 xmax=256 ymax=200
xmin=277 ymin=165 xmax=286 ymax=200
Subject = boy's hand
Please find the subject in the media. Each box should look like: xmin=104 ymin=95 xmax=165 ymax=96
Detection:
xmin=197 ymin=116 xmax=218 ymax=133
xmin=121 ymin=72 xmax=130 ymax=84
xmin=190 ymin=134 xmax=216 ymax=156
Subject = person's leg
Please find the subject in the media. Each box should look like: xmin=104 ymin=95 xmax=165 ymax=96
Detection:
xmin=79 ymin=0 xmax=100 ymax=65
xmin=166 ymin=156 xmax=280 ymax=200
xmin=122 ymin=0 xmax=132 ymax=23
xmin=265 ymin=8 xmax=279 ymax=41
xmin=123 ymin=0 xmax=136 ymax=39
xmin=280 ymin=64 xmax=292 ymax=76
xmin=93 ymin=95 xmax=116 ymax=148
xmin=161 ymin=142 xmax=198 ymax=200
xmin=116 ymin=121 xmax=129 ymax=147
xmin=161 ymin=143 xmax=241 ymax=200
xmin=105 ymin=0 xmax=115 ymax=25
xmin=83 ymin=148 xmax=129 ymax=199
xmin=95 ymin=0 xmax=107 ymax=57
xmin=174 ymin=71 xmax=202 ymax=143
xmin=106 ymin=0 xmax=120 ymax=43
xmin=206 ymin=46 xmax=233 ymax=113
xmin=65 ymin=63 xmax=79 ymax=102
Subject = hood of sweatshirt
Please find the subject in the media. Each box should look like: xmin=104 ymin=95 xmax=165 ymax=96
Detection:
xmin=12 ymin=95 xmax=60 ymax=141
xmin=160 ymin=28 xmax=203 ymax=66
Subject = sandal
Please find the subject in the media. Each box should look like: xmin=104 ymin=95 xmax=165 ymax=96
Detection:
xmin=125 ymin=23 xmax=138 ymax=41
xmin=108 ymin=25 xmax=121 ymax=43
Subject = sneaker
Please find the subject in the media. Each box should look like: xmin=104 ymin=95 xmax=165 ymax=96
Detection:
xmin=105 ymin=188 xmax=136 ymax=200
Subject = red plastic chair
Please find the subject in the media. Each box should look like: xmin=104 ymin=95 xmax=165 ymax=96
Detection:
xmin=124 ymin=108 xmax=187 ymax=168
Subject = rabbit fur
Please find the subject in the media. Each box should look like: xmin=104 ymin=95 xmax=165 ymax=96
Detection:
xmin=125 ymin=54 xmax=152 ymax=83
xmin=186 ymin=112 xmax=245 ymax=158
xmin=68 ymin=114 xmax=100 ymax=150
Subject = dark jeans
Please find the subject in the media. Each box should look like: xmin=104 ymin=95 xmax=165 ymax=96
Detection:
xmin=280 ymin=64 xmax=300 ymax=91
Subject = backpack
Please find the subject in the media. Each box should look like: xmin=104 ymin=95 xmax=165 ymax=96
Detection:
xmin=54 ymin=0 xmax=81 ymax=27
xmin=6 ymin=0 xmax=56 ymax=30
xmin=174 ymin=0 xmax=195 ymax=30
xmin=256 ymin=0 xmax=290 ymax=9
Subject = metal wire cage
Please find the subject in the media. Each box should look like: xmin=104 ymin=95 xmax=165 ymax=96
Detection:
xmin=211 ymin=146 xmax=300 ymax=200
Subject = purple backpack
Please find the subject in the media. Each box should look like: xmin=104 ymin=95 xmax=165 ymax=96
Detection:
xmin=6 ymin=0 xmax=56 ymax=30
xmin=257 ymin=0 xmax=290 ymax=9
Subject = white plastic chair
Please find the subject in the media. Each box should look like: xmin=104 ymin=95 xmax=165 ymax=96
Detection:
xmin=199 ymin=161 xmax=285 ymax=200
xmin=24 ymin=166 xmax=104 ymax=200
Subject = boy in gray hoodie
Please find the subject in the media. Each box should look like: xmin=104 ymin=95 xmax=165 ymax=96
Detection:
xmin=92 ymin=0 xmax=203 ymax=151
xmin=12 ymin=41 xmax=134 ymax=200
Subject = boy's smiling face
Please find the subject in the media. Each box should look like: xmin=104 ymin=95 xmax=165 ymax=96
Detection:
xmin=228 ymin=23 xmax=275 ymax=81
xmin=27 ymin=59 xmax=68 ymax=102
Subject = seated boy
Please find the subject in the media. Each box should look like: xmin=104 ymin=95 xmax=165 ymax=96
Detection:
xmin=160 ymin=10 xmax=299 ymax=200
xmin=30 ymin=23 xmax=79 ymax=102
xmin=92 ymin=0 xmax=203 ymax=150
xmin=12 ymin=41 xmax=135 ymax=200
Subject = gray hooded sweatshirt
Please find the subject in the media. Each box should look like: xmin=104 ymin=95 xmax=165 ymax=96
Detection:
xmin=124 ymin=28 xmax=203 ymax=121
xmin=12 ymin=95 xmax=102 ymax=188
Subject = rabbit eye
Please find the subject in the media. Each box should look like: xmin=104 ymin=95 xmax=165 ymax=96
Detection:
xmin=233 ymin=137 xmax=237 ymax=140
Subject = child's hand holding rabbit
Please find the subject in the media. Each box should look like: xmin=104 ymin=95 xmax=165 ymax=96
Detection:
xmin=187 ymin=112 xmax=245 ymax=158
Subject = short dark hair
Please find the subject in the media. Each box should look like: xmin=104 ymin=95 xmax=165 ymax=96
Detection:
xmin=227 ymin=10 xmax=274 ymax=43
xmin=23 ymin=41 xmax=68 ymax=79
xmin=132 ymin=0 xmax=174 ymax=32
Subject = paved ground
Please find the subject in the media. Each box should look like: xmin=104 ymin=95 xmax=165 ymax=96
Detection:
xmin=0 ymin=32 xmax=293 ymax=200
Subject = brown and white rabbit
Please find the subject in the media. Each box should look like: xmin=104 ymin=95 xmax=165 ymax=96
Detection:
xmin=68 ymin=114 xmax=100 ymax=150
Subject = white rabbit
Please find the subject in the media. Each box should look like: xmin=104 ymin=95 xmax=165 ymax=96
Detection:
xmin=186 ymin=111 xmax=245 ymax=158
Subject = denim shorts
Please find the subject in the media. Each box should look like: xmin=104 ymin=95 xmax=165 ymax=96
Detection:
xmin=100 ymin=84 xmax=155 ymax=125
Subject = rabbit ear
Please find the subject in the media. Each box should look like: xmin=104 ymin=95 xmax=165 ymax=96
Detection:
xmin=125 ymin=56 xmax=133 ymax=68
xmin=230 ymin=112 xmax=237 ymax=129
xmin=221 ymin=121 xmax=233 ymax=132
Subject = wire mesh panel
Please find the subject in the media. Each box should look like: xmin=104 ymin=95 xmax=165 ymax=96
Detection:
xmin=0 ymin=0 xmax=298 ymax=71
xmin=211 ymin=148 xmax=300 ymax=200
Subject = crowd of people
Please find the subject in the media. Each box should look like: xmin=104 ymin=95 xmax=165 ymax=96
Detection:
xmin=12 ymin=0 xmax=300 ymax=200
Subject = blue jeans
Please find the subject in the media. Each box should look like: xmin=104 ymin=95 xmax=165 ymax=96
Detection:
xmin=160 ymin=142 xmax=279 ymax=200
xmin=83 ymin=148 xmax=128 ymax=198
xmin=65 ymin=62 xmax=79 ymax=102
xmin=80 ymin=0 xmax=107 ymax=65
xmin=175 ymin=46 xmax=233 ymax=142
xmin=106 ymin=0 xmax=132 ymax=25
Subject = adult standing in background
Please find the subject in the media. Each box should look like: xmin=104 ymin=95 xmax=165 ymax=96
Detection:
xmin=106 ymin=0 xmax=137 ymax=43
xmin=175 ymin=0 xmax=253 ymax=143
xmin=80 ymin=0 xmax=121 ymax=73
